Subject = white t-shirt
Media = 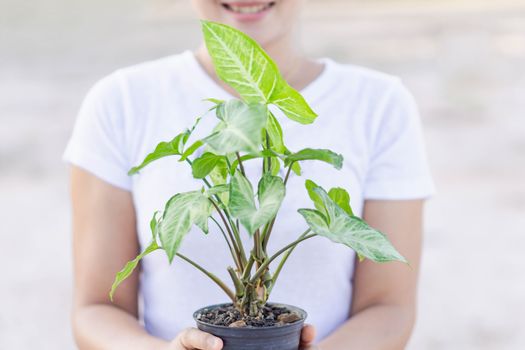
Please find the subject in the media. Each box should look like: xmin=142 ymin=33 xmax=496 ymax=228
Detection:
xmin=63 ymin=50 xmax=434 ymax=341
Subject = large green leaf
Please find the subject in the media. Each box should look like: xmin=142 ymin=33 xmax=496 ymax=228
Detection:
xmin=298 ymin=186 xmax=406 ymax=263
xmin=305 ymin=180 xmax=325 ymax=213
xmin=201 ymin=21 xmax=317 ymax=124
xmin=270 ymin=82 xmax=317 ymax=124
xmin=129 ymin=106 xmax=211 ymax=174
xmin=285 ymin=148 xmax=343 ymax=170
xmin=110 ymin=212 xmax=161 ymax=301
xmin=179 ymin=140 xmax=204 ymax=162
xmin=228 ymin=172 xmax=285 ymax=235
xmin=159 ymin=191 xmax=213 ymax=262
xmin=149 ymin=211 xmax=161 ymax=240
xmin=328 ymin=187 xmax=353 ymax=216
xmin=202 ymin=20 xmax=279 ymax=103
xmin=109 ymin=240 xmax=159 ymax=301
xmin=305 ymin=180 xmax=354 ymax=216
xmin=191 ymin=152 xmax=224 ymax=179
xmin=266 ymin=112 xmax=286 ymax=153
xmin=208 ymin=156 xmax=229 ymax=185
xmin=203 ymin=100 xmax=267 ymax=154
xmin=129 ymin=133 xmax=188 ymax=175
xmin=208 ymin=155 xmax=230 ymax=204
xmin=269 ymin=156 xmax=281 ymax=176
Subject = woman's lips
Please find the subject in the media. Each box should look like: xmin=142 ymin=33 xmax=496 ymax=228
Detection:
xmin=220 ymin=1 xmax=276 ymax=22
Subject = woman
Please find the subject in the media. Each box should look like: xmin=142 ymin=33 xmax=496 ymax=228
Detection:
xmin=65 ymin=1 xmax=434 ymax=349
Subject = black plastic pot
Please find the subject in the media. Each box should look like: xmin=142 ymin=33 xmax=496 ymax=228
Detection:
xmin=193 ymin=303 xmax=307 ymax=350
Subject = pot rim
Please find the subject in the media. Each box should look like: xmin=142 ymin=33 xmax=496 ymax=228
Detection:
xmin=193 ymin=302 xmax=307 ymax=330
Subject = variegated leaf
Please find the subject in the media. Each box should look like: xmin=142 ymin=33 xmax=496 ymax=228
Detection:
xmin=201 ymin=21 xmax=317 ymax=124
xmin=202 ymin=21 xmax=279 ymax=103
xmin=270 ymin=81 xmax=317 ymax=124
xmin=203 ymin=100 xmax=267 ymax=154
xmin=299 ymin=186 xmax=406 ymax=263
xmin=159 ymin=191 xmax=213 ymax=262
xmin=228 ymin=172 xmax=285 ymax=235
xmin=285 ymin=148 xmax=343 ymax=170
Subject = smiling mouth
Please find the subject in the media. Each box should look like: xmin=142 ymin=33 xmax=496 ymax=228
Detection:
xmin=221 ymin=2 xmax=276 ymax=14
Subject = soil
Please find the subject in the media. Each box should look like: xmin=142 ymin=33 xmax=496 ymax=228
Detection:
xmin=195 ymin=304 xmax=302 ymax=328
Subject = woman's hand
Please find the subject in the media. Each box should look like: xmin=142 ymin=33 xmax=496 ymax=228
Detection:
xmin=169 ymin=328 xmax=223 ymax=350
xmin=300 ymin=324 xmax=319 ymax=349
xmin=167 ymin=324 xmax=316 ymax=350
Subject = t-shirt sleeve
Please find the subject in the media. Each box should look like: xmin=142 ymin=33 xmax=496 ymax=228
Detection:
xmin=363 ymin=80 xmax=435 ymax=200
xmin=62 ymin=72 xmax=132 ymax=191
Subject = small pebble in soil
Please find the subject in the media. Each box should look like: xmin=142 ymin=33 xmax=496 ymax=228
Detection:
xmin=228 ymin=320 xmax=246 ymax=328
xmin=277 ymin=313 xmax=301 ymax=324
xmin=196 ymin=304 xmax=301 ymax=328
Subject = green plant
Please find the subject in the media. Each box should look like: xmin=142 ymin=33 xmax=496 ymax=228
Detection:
xmin=110 ymin=21 xmax=407 ymax=317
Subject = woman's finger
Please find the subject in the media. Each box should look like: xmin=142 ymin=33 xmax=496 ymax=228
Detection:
xmin=176 ymin=327 xmax=223 ymax=350
xmin=300 ymin=324 xmax=317 ymax=345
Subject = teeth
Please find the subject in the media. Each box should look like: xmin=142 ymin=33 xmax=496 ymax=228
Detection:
xmin=228 ymin=4 xmax=270 ymax=14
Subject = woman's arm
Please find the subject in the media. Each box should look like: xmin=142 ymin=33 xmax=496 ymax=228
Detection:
xmin=70 ymin=167 xmax=223 ymax=350
xmin=71 ymin=166 xmax=167 ymax=348
xmin=318 ymin=199 xmax=424 ymax=350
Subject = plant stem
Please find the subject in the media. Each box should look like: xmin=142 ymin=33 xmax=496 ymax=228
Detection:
xmin=209 ymin=199 xmax=244 ymax=269
xmin=265 ymin=131 xmax=271 ymax=173
xmin=236 ymin=152 xmax=245 ymax=176
xmin=227 ymin=266 xmax=244 ymax=298
xmin=250 ymin=233 xmax=317 ymax=284
xmin=283 ymin=163 xmax=294 ymax=186
xmin=225 ymin=157 xmax=233 ymax=171
xmin=176 ymin=253 xmax=236 ymax=303
xmin=216 ymin=156 xmax=247 ymax=264
xmin=226 ymin=211 xmax=247 ymax=266
xmin=197 ymin=168 xmax=248 ymax=268
xmin=241 ymin=256 xmax=255 ymax=281
xmin=222 ymin=208 xmax=248 ymax=266
xmin=261 ymin=217 xmax=276 ymax=251
xmin=210 ymin=216 xmax=241 ymax=271
xmin=268 ymin=229 xmax=311 ymax=294
xmin=254 ymin=229 xmax=262 ymax=266
xmin=187 ymin=157 xmax=245 ymax=270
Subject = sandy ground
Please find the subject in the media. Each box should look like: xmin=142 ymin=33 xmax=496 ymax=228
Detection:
xmin=1 ymin=0 xmax=524 ymax=348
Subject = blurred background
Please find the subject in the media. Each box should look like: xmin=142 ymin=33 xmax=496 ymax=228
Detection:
xmin=1 ymin=0 xmax=524 ymax=348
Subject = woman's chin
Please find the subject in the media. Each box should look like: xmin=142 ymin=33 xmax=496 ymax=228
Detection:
xmin=219 ymin=1 xmax=276 ymax=24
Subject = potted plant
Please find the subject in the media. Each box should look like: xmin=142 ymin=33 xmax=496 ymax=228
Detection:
xmin=109 ymin=21 xmax=407 ymax=350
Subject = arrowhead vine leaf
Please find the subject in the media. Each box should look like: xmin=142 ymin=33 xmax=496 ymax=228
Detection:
xmin=129 ymin=106 xmax=211 ymax=174
xmin=270 ymin=82 xmax=317 ymax=124
xmin=305 ymin=180 xmax=325 ymax=213
xmin=285 ymin=148 xmax=343 ymax=169
xmin=203 ymin=100 xmax=267 ymax=154
xmin=192 ymin=153 xmax=225 ymax=179
xmin=299 ymin=186 xmax=407 ymax=263
xmin=109 ymin=240 xmax=159 ymax=301
xmin=128 ymin=133 xmax=188 ymax=175
xmin=202 ymin=20 xmax=316 ymax=124
xmin=110 ymin=211 xmax=162 ymax=301
xmin=229 ymin=172 xmax=285 ymax=235
xmin=266 ymin=112 xmax=286 ymax=153
xmin=159 ymin=191 xmax=214 ymax=262
xmin=179 ymin=140 xmax=204 ymax=162
xmin=202 ymin=20 xmax=279 ymax=103
xmin=328 ymin=187 xmax=353 ymax=216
